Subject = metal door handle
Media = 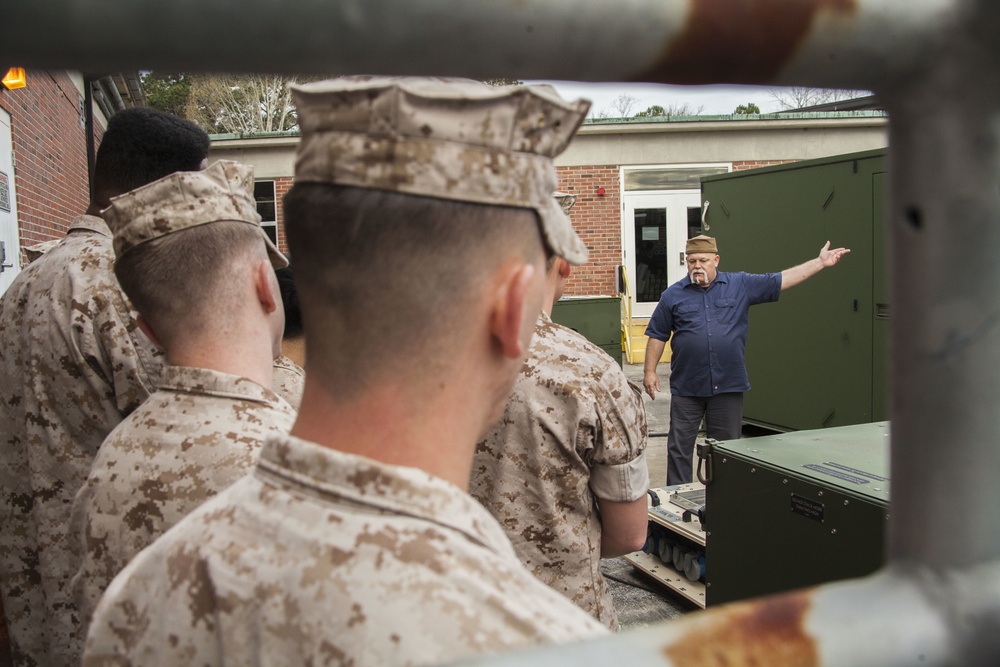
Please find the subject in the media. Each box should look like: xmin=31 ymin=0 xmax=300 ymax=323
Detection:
xmin=0 ymin=241 xmax=13 ymax=272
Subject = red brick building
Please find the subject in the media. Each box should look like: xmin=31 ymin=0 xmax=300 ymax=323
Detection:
xmin=0 ymin=70 xmax=142 ymax=294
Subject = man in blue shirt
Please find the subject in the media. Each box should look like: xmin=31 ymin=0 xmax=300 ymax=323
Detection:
xmin=643 ymin=235 xmax=850 ymax=484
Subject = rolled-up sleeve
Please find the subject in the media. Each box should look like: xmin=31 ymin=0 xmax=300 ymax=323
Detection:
xmin=585 ymin=377 xmax=649 ymax=502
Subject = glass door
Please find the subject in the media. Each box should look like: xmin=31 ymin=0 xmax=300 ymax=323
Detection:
xmin=623 ymin=192 xmax=703 ymax=318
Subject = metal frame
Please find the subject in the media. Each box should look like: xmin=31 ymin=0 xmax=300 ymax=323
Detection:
xmin=7 ymin=0 xmax=1000 ymax=663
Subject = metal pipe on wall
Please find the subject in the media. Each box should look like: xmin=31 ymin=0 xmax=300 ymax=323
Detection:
xmin=84 ymin=77 xmax=95 ymax=205
xmin=97 ymin=76 xmax=126 ymax=115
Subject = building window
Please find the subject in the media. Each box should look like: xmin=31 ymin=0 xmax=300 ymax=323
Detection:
xmin=624 ymin=166 xmax=730 ymax=191
xmin=254 ymin=180 xmax=278 ymax=244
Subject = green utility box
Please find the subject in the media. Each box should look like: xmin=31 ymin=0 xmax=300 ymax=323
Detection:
xmin=551 ymin=295 xmax=622 ymax=367
xmin=704 ymin=422 xmax=890 ymax=606
xmin=701 ymin=149 xmax=888 ymax=432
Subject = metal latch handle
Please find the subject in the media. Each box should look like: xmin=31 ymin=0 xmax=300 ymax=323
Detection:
xmin=0 ymin=241 xmax=13 ymax=272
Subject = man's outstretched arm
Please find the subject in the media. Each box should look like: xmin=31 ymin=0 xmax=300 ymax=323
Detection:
xmin=780 ymin=241 xmax=851 ymax=291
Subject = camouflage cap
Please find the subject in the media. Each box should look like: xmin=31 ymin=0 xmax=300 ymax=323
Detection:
xmin=290 ymin=76 xmax=591 ymax=265
xmin=103 ymin=160 xmax=288 ymax=269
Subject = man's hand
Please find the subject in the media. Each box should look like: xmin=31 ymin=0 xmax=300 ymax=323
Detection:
xmin=819 ymin=240 xmax=850 ymax=267
xmin=643 ymin=337 xmax=667 ymax=399
xmin=643 ymin=370 xmax=661 ymax=401
xmin=781 ymin=241 xmax=851 ymax=291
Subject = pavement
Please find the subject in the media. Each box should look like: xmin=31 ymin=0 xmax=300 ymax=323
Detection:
xmin=602 ymin=362 xmax=697 ymax=629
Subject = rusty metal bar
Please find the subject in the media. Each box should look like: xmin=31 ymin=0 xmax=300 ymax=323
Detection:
xmin=463 ymin=562 xmax=1000 ymax=665
xmin=0 ymin=0 xmax=953 ymax=89
xmin=4 ymin=0 xmax=1000 ymax=664
xmin=883 ymin=26 xmax=1000 ymax=569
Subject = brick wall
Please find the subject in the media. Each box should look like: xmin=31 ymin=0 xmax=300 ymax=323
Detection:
xmin=557 ymin=165 xmax=621 ymax=297
xmin=0 ymin=70 xmax=96 ymax=260
xmin=274 ymin=176 xmax=293 ymax=255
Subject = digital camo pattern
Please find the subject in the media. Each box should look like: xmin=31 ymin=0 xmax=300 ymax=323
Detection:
xmin=23 ymin=238 xmax=60 ymax=263
xmin=471 ymin=313 xmax=649 ymax=629
xmin=83 ymin=434 xmax=607 ymax=666
xmin=72 ymin=365 xmax=296 ymax=635
xmin=0 ymin=215 xmax=165 ymax=667
xmin=291 ymin=77 xmax=591 ymax=265
xmin=272 ymin=354 xmax=305 ymax=410
xmin=103 ymin=160 xmax=287 ymax=270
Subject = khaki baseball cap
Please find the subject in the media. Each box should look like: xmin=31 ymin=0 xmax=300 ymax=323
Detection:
xmin=102 ymin=160 xmax=288 ymax=269
xmin=686 ymin=235 xmax=718 ymax=255
xmin=290 ymin=76 xmax=591 ymax=265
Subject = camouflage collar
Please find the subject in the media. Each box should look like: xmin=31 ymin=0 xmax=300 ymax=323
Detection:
xmin=67 ymin=214 xmax=112 ymax=236
xmin=256 ymin=434 xmax=518 ymax=558
xmin=160 ymin=365 xmax=286 ymax=407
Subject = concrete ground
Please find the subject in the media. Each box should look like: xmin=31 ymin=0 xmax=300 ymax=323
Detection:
xmin=602 ymin=362 xmax=697 ymax=629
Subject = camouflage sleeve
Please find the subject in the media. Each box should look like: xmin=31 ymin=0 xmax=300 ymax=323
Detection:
xmin=69 ymin=471 xmax=131 ymax=635
xmin=585 ymin=374 xmax=650 ymax=502
xmin=82 ymin=541 xmax=218 ymax=667
xmin=86 ymin=276 xmax=165 ymax=417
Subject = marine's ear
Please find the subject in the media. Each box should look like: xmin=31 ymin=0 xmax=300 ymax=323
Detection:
xmin=489 ymin=262 xmax=537 ymax=360
xmin=252 ymin=260 xmax=279 ymax=316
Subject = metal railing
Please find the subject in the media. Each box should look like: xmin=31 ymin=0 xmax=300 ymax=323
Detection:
xmin=6 ymin=1 xmax=1000 ymax=663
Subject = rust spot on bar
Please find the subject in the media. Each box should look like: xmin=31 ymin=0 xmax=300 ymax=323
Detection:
xmin=638 ymin=0 xmax=857 ymax=85
xmin=664 ymin=589 xmax=819 ymax=666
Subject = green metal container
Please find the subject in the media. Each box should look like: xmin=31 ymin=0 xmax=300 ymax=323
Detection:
xmin=701 ymin=149 xmax=888 ymax=432
xmin=550 ymin=295 xmax=622 ymax=367
xmin=704 ymin=422 xmax=890 ymax=606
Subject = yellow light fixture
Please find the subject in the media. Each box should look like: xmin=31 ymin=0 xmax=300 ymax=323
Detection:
xmin=2 ymin=68 xmax=27 ymax=90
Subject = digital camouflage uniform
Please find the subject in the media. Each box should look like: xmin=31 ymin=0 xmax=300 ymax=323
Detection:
xmin=472 ymin=313 xmax=649 ymax=629
xmin=82 ymin=434 xmax=607 ymax=666
xmin=0 ymin=215 xmax=165 ymax=666
xmin=272 ymin=353 xmax=305 ymax=409
xmin=71 ymin=365 xmax=296 ymax=634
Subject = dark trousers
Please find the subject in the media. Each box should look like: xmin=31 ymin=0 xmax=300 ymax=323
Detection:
xmin=666 ymin=392 xmax=743 ymax=485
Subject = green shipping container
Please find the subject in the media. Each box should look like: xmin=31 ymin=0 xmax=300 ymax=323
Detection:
xmin=705 ymin=422 xmax=890 ymax=606
xmin=700 ymin=149 xmax=888 ymax=432
xmin=550 ymin=295 xmax=622 ymax=367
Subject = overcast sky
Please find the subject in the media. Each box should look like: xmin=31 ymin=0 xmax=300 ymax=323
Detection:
xmin=527 ymin=80 xmax=784 ymax=117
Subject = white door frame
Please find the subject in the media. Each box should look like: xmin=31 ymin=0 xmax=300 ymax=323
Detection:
xmin=0 ymin=108 xmax=21 ymax=295
xmin=620 ymin=163 xmax=730 ymax=319
xmin=623 ymin=191 xmax=701 ymax=318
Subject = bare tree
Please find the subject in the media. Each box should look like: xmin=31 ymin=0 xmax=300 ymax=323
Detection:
xmin=185 ymin=74 xmax=313 ymax=134
xmin=767 ymin=87 xmax=872 ymax=110
xmin=601 ymin=93 xmax=639 ymax=118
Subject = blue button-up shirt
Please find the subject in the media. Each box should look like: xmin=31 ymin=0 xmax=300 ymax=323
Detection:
xmin=645 ymin=271 xmax=781 ymax=397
